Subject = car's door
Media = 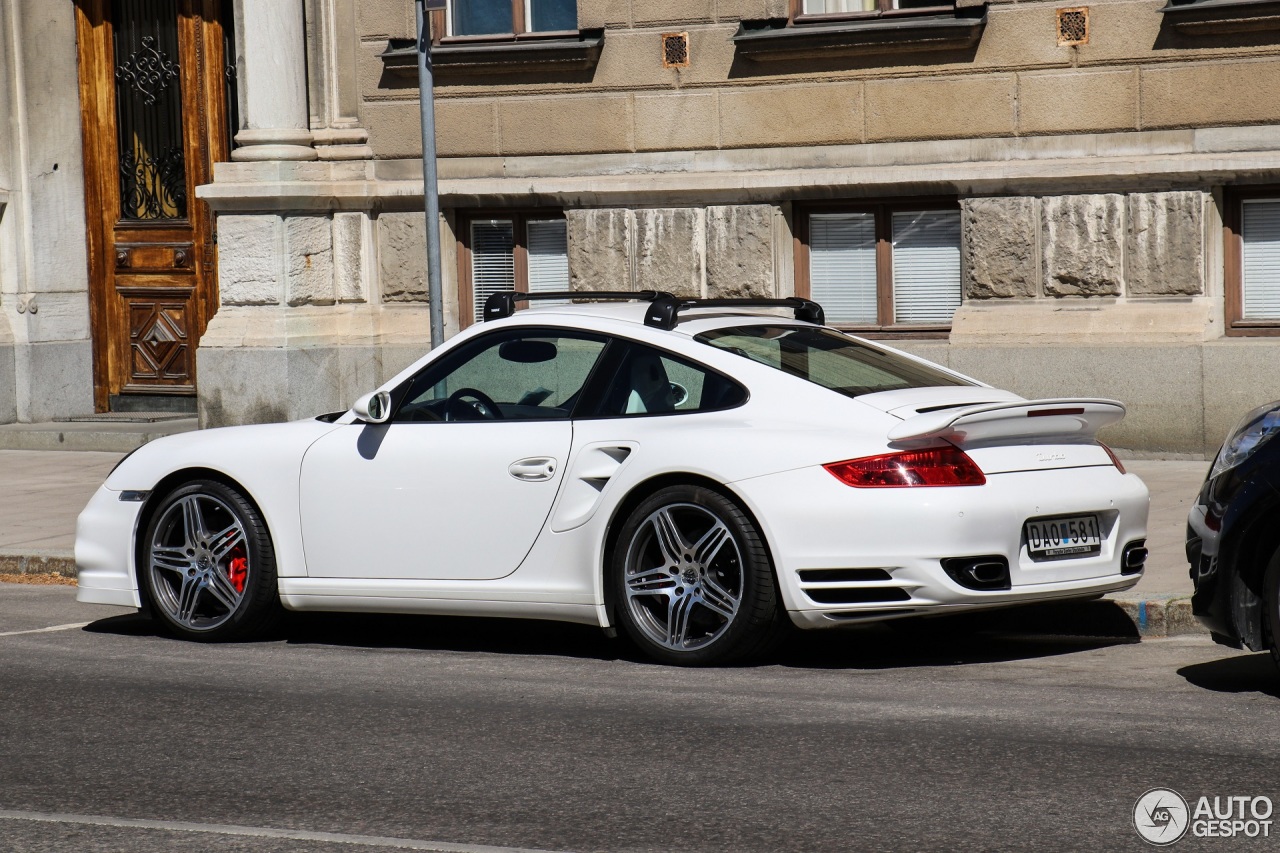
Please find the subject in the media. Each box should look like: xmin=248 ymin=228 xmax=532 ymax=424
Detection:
xmin=298 ymin=329 xmax=609 ymax=581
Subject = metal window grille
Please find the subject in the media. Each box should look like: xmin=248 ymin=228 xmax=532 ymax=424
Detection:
xmin=662 ymin=32 xmax=689 ymax=68
xmin=112 ymin=0 xmax=188 ymax=221
xmin=1056 ymin=7 xmax=1089 ymax=46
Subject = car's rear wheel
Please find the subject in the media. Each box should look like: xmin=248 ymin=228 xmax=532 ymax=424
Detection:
xmin=141 ymin=480 xmax=281 ymax=641
xmin=612 ymin=485 xmax=784 ymax=666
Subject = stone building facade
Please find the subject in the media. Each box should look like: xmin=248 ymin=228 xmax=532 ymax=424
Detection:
xmin=4 ymin=0 xmax=1280 ymax=453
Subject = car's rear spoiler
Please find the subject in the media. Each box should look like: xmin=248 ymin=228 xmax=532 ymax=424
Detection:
xmin=886 ymin=398 xmax=1126 ymax=444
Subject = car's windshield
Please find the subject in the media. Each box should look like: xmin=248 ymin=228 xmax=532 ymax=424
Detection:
xmin=695 ymin=325 xmax=970 ymax=398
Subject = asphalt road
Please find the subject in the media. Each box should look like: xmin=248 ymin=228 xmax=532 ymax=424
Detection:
xmin=2 ymin=583 xmax=1278 ymax=853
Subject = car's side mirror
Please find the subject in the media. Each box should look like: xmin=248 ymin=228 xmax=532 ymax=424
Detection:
xmin=352 ymin=390 xmax=392 ymax=424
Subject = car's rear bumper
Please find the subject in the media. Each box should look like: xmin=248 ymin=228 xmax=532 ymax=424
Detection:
xmin=785 ymin=574 xmax=1140 ymax=628
xmin=730 ymin=462 xmax=1149 ymax=628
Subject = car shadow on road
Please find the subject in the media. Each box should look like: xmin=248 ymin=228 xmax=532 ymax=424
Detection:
xmin=81 ymin=610 xmax=633 ymax=661
xmin=773 ymin=624 xmax=1134 ymax=670
xmin=768 ymin=599 xmax=1141 ymax=670
xmin=279 ymin=611 xmax=631 ymax=661
xmin=82 ymin=612 xmax=161 ymax=636
xmin=81 ymin=600 xmax=1142 ymax=670
xmin=1178 ymin=654 xmax=1280 ymax=698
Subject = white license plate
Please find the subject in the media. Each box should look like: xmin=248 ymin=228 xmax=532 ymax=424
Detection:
xmin=1024 ymin=515 xmax=1102 ymax=559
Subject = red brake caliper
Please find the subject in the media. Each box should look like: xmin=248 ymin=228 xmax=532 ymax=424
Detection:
xmin=226 ymin=546 xmax=248 ymax=594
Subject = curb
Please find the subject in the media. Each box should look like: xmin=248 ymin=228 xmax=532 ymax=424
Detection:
xmin=0 ymin=550 xmax=77 ymax=579
xmin=955 ymin=595 xmax=1204 ymax=640
xmin=1107 ymin=595 xmax=1200 ymax=638
xmin=0 ymin=419 xmax=196 ymax=453
xmin=0 ymin=430 xmax=168 ymax=453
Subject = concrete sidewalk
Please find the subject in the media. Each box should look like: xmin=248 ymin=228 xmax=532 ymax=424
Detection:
xmin=0 ymin=449 xmax=1209 ymax=635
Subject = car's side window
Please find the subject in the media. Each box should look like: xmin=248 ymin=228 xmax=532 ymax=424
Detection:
xmin=394 ymin=330 xmax=607 ymax=422
xmin=590 ymin=341 xmax=747 ymax=418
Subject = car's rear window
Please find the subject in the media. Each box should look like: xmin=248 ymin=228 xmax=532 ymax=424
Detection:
xmin=695 ymin=325 xmax=969 ymax=398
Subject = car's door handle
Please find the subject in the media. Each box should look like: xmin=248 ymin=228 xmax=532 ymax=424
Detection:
xmin=509 ymin=457 xmax=557 ymax=482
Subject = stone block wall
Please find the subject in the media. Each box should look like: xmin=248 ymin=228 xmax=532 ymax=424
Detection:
xmin=198 ymin=203 xmax=455 ymax=427
xmin=0 ymin=312 xmax=14 ymax=425
xmin=0 ymin=0 xmax=93 ymax=424
xmin=219 ymin=214 xmax=376 ymax=308
xmin=961 ymin=191 xmax=1208 ymax=303
xmin=356 ymin=0 xmax=1280 ymax=160
xmin=0 ymin=193 xmax=15 ymax=423
xmin=377 ymin=212 xmax=430 ymax=303
xmin=1041 ymin=195 xmax=1126 ymax=297
xmin=567 ymin=204 xmax=779 ymax=298
xmin=1126 ymin=193 xmax=1206 ymax=297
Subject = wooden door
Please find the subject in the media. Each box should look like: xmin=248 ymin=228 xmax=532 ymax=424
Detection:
xmin=75 ymin=0 xmax=233 ymax=410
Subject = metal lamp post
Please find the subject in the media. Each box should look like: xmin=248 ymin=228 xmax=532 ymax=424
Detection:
xmin=416 ymin=0 xmax=446 ymax=347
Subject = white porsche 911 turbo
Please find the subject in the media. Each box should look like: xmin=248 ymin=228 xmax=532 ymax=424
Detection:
xmin=76 ymin=291 xmax=1149 ymax=665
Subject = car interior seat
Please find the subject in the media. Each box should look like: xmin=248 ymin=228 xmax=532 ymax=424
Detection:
xmin=624 ymin=351 xmax=676 ymax=414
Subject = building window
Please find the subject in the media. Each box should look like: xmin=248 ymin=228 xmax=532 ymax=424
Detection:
xmin=383 ymin=0 xmax=599 ymax=76
xmin=794 ymin=0 xmax=953 ymax=19
xmin=1226 ymin=190 xmax=1280 ymax=334
xmin=795 ymin=203 xmax=961 ymax=333
xmin=457 ymin=212 xmax=569 ymax=327
xmin=733 ymin=0 xmax=981 ymax=62
xmin=449 ymin=0 xmax=577 ymax=37
xmin=1241 ymin=201 xmax=1280 ymax=319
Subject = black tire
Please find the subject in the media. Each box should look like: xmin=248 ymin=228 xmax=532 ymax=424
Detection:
xmin=1266 ymin=549 xmax=1280 ymax=674
xmin=611 ymin=484 xmax=786 ymax=666
xmin=140 ymin=479 xmax=282 ymax=641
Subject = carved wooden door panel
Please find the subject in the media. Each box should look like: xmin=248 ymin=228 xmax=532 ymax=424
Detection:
xmin=75 ymin=0 xmax=233 ymax=410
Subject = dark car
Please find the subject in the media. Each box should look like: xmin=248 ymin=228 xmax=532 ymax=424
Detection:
xmin=1187 ymin=402 xmax=1280 ymax=670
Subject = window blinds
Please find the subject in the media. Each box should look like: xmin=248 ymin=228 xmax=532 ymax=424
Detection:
xmin=809 ymin=213 xmax=877 ymax=325
xmin=470 ymin=220 xmax=515 ymax=322
xmin=803 ymin=0 xmax=877 ymax=12
xmin=891 ymin=210 xmax=962 ymax=325
xmin=1243 ymin=200 xmax=1280 ymax=321
xmin=526 ymin=219 xmax=569 ymax=303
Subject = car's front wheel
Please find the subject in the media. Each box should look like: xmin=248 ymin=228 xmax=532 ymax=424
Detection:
xmin=1266 ymin=548 xmax=1280 ymax=673
xmin=612 ymin=485 xmax=784 ymax=666
xmin=141 ymin=480 xmax=281 ymax=641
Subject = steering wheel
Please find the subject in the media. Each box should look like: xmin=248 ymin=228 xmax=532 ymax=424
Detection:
xmin=444 ymin=387 xmax=504 ymax=421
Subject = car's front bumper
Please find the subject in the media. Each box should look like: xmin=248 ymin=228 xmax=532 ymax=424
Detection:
xmin=731 ymin=463 xmax=1149 ymax=628
xmin=75 ymin=484 xmax=144 ymax=609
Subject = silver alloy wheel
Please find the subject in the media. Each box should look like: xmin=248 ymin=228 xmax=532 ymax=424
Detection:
xmin=622 ymin=502 xmax=743 ymax=652
xmin=148 ymin=493 xmax=249 ymax=632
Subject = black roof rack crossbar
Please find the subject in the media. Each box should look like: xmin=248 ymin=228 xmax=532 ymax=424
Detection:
xmin=483 ymin=290 xmax=675 ymax=322
xmin=644 ymin=297 xmax=825 ymax=331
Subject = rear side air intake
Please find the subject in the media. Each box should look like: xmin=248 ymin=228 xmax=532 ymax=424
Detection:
xmin=797 ymin=567 xmax=911 ymax=606
xmin=805 ymin=587 xmax=912 ymax=605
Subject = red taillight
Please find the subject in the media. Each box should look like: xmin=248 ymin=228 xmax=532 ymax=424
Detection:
xmin=824 ymin=446 xmax=986 ymax=488
xmin=1098 ymin=442 xmax=1126 ymax=474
